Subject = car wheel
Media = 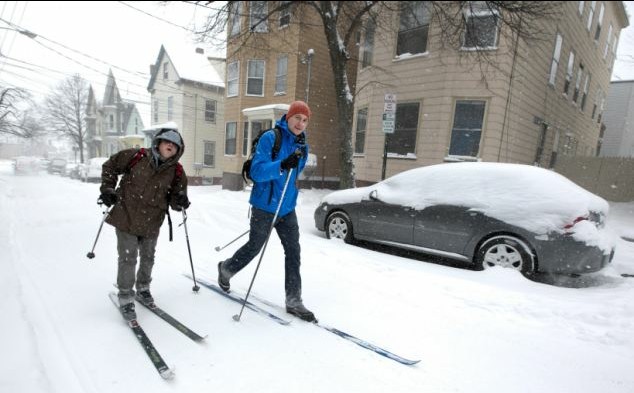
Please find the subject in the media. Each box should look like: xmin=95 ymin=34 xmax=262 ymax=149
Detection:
xmin=476 ymin=236 xmax=535 ymax=275
xmin=326 ymin=212 xmax=353 ymax=244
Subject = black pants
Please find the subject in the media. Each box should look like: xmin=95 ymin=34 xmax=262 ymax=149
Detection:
xmin=223 ymin=208 xmax=302 ymax=306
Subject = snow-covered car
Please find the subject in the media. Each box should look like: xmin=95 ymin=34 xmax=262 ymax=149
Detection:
xmin=314 ymin=162 xmax=615 ymax=276
xmin=13 ymin=156 xmax=41 ymax=175
xmin=80 ymin=157 xmax=108 ymax=182
xmin=48 ymin=158 xmax=67 ymax=175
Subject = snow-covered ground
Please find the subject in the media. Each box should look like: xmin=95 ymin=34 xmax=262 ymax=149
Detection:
xmin=1 ymin=161 xmax=633 ymax=393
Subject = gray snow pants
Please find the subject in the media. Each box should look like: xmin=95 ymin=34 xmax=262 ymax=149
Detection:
xmin=115 ymin=228 xmax=158 ymax=305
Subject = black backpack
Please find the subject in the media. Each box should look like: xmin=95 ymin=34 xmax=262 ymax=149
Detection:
xmin=242 ymin=126 xmax=282 ymax=183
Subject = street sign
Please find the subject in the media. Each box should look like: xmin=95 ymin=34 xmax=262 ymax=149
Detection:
xmin=384 ymin=93 xmax=397 ymax=104
xmin=383 ymin=93 xmax=397 ymax=134
xmin=384 ymin=102 xmax=396 ymax=112
xmin=382 ymin=113 xmax=395 ymax=121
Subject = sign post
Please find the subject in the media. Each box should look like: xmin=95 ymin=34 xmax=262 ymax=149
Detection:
xmin=382 ymin=93 xmax=396 ymax=180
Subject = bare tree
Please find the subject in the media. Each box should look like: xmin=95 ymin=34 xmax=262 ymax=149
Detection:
xmin=44 ymin=74 xmax=88 ymax=163
xmin=0 ymin=86 xmax=42 ymax=138
xmin=197 ymin=1 xmax=563 ymax=189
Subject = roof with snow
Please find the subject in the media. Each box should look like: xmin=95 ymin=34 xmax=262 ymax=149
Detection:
xmin=147 ymin=44 xmax=225 ymax=91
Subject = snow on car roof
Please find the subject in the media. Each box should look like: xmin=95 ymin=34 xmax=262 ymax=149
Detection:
xmin=322 ymin=162 xmax=610 ymax=236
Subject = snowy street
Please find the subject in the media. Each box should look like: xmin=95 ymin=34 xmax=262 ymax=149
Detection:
xmin=1 ymin=167 xmax=634 ymax=393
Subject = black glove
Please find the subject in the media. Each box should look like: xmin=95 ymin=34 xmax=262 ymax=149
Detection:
xmin=280 ymin=151 xmax=301 ymax=171
xmin=100 ymin=188 xmax=118 ymax=207
xmin=174 ymin=191 xmax=190 ymax=210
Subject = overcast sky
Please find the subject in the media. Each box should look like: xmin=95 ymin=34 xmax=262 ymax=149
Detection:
xmin=0 ymin=1 xmax=224 ymax=126
xmin=1 ymin=1 xmax=634 ymax=127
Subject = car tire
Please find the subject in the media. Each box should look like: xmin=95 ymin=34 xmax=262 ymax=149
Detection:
xmin=325 ymin=211 xmax=353 ymax=244
xmin=475 ymin=236 xmax=535 ymax=276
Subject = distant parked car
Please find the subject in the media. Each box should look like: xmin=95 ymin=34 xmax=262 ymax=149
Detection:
xmin=13 ymin=156 xmax=41 ymax=175
xmin=314 ymin=163 xmax=615 ymax=276
xmin=48 ymin=158 xmax=68 ymax=175
xmin=80 ymin=157 xmax=108 ymax=182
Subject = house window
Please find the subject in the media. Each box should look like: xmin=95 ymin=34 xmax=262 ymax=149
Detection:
xmin=204 ymin=141 xmax=215 ymax=167
xmin=205 ymin=99 xmax=216 ymax=122
xmin=135 ymin=118 xmax=138 ymax=133
xmin=573 ymin=63 xmax=584 ymax=103
xmin=250 ymin=1 xmax=268 ymax=32
xmin=354 ymin=108 xmax=368 ymax=154
xmin=563 ymin=50 xmax=575 ymax=95
xmin=153 ymin=99 xmax=159 ymax=123
xmin=246 ymin=60 xmax=265 ymax=96
xmin=362 ymin=19 xmax=375 ymax=68
xmin=463 ymin=4 xmax=499 ymax=49
xmin=603 ymin=24 xmax=612 ymax=59
xmin=227 ymin=61 xmax=239 ymax=97
xmin=592 ymin=88 xmax=601 ymax=119
xmin=167 ymin=96 xmax=173 ymax=121
xmin=275 ymin=55 xmax=287 ymax=94
xmin=594 ymin=2 xmax=604 ymax=41
xmin=387 ymin=102 xmax=419 ymax=155
xmin=581 ymin=73 xmax=591 ymax=111
xmin=163 ymin=62 xmax=169 ymax=79
xmin=242 ymin=121 xmax=249 ymax=156
xmin=449 ymin=100 xmax=486 ymax=157
xmin=397 ymin=1 xmax=430 ymax=56
xmin=225 ymin=122 xmax=237 ymax=155
xmin=586 ymin=1 xmax=596 ymax=31
xmin=230 ymin=2 xmax=242 ymax=37
xmin=279 ymin=1 xmax=290 ymax=27
xmin=548 ymin=33 xmax=563 ymax=86
xmin=109 ymin=114 xmax=114 ymax=130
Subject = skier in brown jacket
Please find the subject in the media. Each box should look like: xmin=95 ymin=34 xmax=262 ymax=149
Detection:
xmin=100 ymin=128 xmax=189 ymax=320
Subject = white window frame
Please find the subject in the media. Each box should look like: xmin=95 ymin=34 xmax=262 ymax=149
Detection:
xmin=163 ymin=62 xmax=169 ymax=80
xmin=581 ymin=73 xmax=591 ymax=111
xmin=594 ymin=2 xmax=604 ymax=41
xmin=205 ymin=99 xmax=217 ymax=123
xmin=563 ymin=50 xmax=575 ymax=96
xmin=354 ymin=108 xmax=368 ymax=154
xmin=229 ymin=2 xmax=242 ymax=37
xmin=249 ymin=1 xmax=268 ymax=33
xmin=603 ymin=24 xmax=612 ymax=59
xmin=548 ymin=33 xmax=563 ymax=86
xmin=246 ymin=59 xmax=265 ymax=97
xmin=587 ymin=1 xmax=596 ymax=31
xmin=448 ymin=100 xmax=486 ymax=158
xmin=396 ymin=1 xmax=431 ymax=56
xmin=279 ymin=1 xmax=290 ymax=28
xmin=572 ymin=63 xmax=584 ymax=104
xmin=227 ymin=61 xmax=239 ymax=97
xmin=203 ymin=141 xmax=216 ymax=167
xmin=462 ymin=6 xmax=499 ymax=50
xmin=167 ymin=96 xmax=173 ymax=121
xmin=153 ymin=99 xmax=159 ymax=123
xmin=225 ymin=122 xmax=237 ymax=155
xmin=275 ymin=55 xmax=287 ymax=94
xmin=362 ymin=19 xmax=376 ymax=68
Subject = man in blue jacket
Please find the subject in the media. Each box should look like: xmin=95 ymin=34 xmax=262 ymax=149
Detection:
xmin=218 ymin=101 xmax=316 ymax=322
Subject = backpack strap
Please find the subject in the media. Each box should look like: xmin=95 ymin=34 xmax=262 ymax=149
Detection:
xmin=271 ymin=126 xmax=282 ymax=160
xmin=126 ymin=148 xmax=147 ymax=173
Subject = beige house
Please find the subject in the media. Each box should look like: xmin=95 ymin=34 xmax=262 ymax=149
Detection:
xmin=147 ymin=44 xmax=225 ymax=185
xmin=221 ymin=1 xmax=355 ymax=190
xmin=352 ymin=2 xmax=629 ymax=184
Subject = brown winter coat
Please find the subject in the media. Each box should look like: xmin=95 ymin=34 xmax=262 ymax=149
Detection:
xmin=100 ymin=143 xmax=187 ymax=237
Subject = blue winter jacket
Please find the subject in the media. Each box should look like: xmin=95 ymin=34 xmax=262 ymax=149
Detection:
xmin=249 ymin=115 xmax=308 ymax=217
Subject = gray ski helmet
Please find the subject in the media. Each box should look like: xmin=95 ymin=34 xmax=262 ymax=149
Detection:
xmin=155 ymin=129 xmax=182 ymax=149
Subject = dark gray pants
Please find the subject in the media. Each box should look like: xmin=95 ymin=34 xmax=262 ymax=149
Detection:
xmin=223 ymin=208 xmax=303 ymax=306
xmin=116 ymin=228 xmax=158 ymax=305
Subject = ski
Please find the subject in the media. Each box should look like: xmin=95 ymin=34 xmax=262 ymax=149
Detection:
xmin=136 ymin=299 xmax=206 ymax=342
xmin=247 ymin=292 xmax=421 ymax=366
xmin=189 ymin=275 xmax=291 ymax=325
xmin=108 ymin=293 xmax=175 ymax=379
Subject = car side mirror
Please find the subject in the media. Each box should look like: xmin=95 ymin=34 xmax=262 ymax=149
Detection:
xmin=369 ymin=190 xmax=379 ymax=201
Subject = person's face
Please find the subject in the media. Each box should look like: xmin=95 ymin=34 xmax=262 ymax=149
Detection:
xmin=158 ymin=140 xmax=178 ymax=159
xmin=287 ymin=113 xmax=309 ymax=135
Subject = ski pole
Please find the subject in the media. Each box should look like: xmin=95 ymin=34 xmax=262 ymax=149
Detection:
xmin=86 ymin=205 xmax=112 ymax=259
xmin=180 ymin=209 xmax=200 ymax=292
xmin=214 ymin=229 xmax=250 ymax=252
xmin=233 ymin=167 xmax=294 ymax=322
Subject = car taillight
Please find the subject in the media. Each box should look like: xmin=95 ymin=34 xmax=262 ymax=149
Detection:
xmin=564 ymin=216 xmax=588 ymax=232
